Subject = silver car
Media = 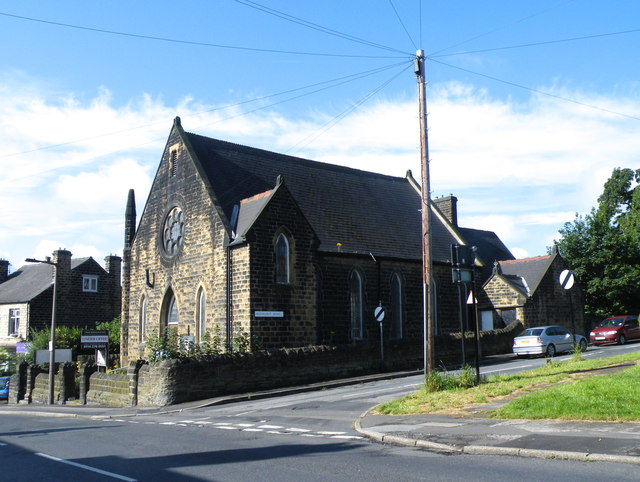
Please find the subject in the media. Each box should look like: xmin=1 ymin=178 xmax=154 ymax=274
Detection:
xmin=513 ymin=325 xmax=587 ymax=357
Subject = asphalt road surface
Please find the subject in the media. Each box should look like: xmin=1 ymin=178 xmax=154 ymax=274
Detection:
xmin=1 ymin=342 xmax=639 ymax=481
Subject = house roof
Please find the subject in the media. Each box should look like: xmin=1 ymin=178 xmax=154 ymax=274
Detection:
xmin=178 ymin=123 xmax=503 ymax=263
xmin=0 ymin=257 xmax=98 ymax=304
xmin=458 ymin=227 xmax=515 ymax=282
xmin=498 ymin=254 xmax=556 ymax=296
xmin=186 ymin=131 xmax=435 ymax=260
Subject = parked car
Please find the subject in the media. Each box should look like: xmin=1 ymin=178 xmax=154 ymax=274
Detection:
xmin=513 ymin=325 xmax=587 ymax=357
xmin=0 ymin=376 xmax=9 ymax=401
xmin=589 ymin=315 xmax=640 ymax=345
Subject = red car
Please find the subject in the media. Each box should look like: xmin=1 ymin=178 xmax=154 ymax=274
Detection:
xmin=589 ymin=315 xmax=640 ymax=345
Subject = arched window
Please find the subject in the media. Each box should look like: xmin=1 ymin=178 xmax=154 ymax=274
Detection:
xmin=139 ymin=296 xmax=147 ymax=342
xmin=162 ymin=289 xmax=179 ymax=330
xmin=390 ymin=273 xmax=403 ymax=339
xmin=275 ymin=233 xmax=290 ymax=284
xmin=196 ymin=288 xmax=206 ymax=343
xmin=350 ymin=270 xmax=364 ymax=340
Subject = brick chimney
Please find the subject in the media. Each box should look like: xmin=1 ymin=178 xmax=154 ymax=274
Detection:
xmin=0 ymin=259 xmax=9 ymax=283
xmin=434 ymin=195 xmax=458 ymax=226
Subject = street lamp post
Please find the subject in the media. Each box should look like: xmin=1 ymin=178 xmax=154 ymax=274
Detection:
xmin=25 ymin=257 xmax=58 ymax=405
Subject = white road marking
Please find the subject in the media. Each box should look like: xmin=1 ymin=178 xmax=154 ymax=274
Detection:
xmin=330 ymin=435 xmax=364 ymax=440
xmin=285 ymin=427 xmax=312 ymax=433
xmin=317 ymin=431 xmax=347 ymax=435
xmin=36 ymin=452 xmax=136 ymax=481
xmin=258 ymin=424 xmax=283 ymax=429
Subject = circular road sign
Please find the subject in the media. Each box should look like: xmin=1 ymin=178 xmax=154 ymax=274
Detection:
xmin=559 ymin=269 xmax=575 ymax=290
xmin=374 ymin=306 xmax=385 ymax=322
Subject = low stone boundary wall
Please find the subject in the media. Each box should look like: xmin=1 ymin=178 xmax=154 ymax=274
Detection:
xmin=86 ymin=372 xmax=130 ymax=407
xmin=8 ymin=322 xmax=524 ymax=407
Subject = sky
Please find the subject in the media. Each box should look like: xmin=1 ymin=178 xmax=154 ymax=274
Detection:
xmin=1 ymin=1 xmax=639 ymax=272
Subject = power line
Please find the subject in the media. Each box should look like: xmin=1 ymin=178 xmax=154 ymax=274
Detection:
xmin=0 ymin=11 xmax=405 ymax=59
xmin=432 ymin=27 xmax=640 ymax=58
xmin=286 ymin=63 xmax=412 ymax=155
xmin=430 ymin=58 xmax=640 ymax=122
xmin=1 ymin=61 xmax=409 ymax=161
xmin=429 ymin=0 xmax=576 ymax=57
xmin=3 ymin=60 xmax=412 ymax=183
xmin=233 ymin=0 xmax=412 ymax=56
xmin=388 ymin=0 xmax=417 ymax=50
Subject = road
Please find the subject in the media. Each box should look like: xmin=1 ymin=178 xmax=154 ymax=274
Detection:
xmin=1 ymin=342 xmax=639 ymax=481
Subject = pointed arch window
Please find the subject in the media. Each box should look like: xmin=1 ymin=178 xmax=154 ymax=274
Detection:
xmin=196 ymin=288 xmax=206 ymax=343
xmin=162 ymin=289 xmax=179 ymax=329
xmin=390 ymin=273 xmax=404 ymax=339
xmin=275 ymin=233 xmax=290 ymax=284
xmin=139 ymin=296 xmax=148 ymax=341
xmin=350 ymin=270 xmax=364 ymax=340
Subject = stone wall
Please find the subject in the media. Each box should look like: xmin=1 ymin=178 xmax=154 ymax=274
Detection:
xmin=245 ymin=182 xmax=319 ymax=349
xmin=123 ymin=124 xmax=230 ymax=363
xmin=86 ymin=372 xmax=130 ymax=407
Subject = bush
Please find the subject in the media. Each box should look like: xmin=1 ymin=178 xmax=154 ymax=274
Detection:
xmin=424 ymin=365 xmax=477 ymax=392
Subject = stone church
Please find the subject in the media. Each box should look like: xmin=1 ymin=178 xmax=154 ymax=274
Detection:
xmin=119 ymin=117 xmax=517 ymax=364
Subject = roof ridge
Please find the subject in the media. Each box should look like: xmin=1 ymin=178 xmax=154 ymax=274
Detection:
xmin=185 ymin=131 xmax=408 ymax=182
xmin=501 ymin=254 xmax=552 ymax=264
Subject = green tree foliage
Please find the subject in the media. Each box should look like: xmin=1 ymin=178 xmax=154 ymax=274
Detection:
xmin=555 ymin=168 xmax=640 ymax=320
xmin=96 ymin=316 xmax=121 ymax=354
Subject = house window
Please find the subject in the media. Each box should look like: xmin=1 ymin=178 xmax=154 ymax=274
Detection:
xmin=275 ymin=233 xmax=290 ymax=284
xmin=350 ymin=270 xmax=364 ymax=340
xmin=139 ymin=296 xmax=147 ymax=341
xmin=9 ymin=309 xmax=19 ymax=336
xmin=390 ymin=273 xmax=403 ymax=339
xmin=196 ymin=288 xmax=206 ymax=343
xmin=82 ymin=275 xmax=98 ymax=292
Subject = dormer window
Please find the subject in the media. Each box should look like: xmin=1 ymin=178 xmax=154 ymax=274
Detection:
xmin=82 ymin=275 xmax=98 ymax=292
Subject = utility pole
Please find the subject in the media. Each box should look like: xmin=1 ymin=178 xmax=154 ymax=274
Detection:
xmin=25 ymin=256 xmax=58 ymax=404
xmin=415 ymin=49 xmax=435 ymax=376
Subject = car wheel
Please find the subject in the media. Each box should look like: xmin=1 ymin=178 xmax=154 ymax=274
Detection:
xmin=619 ymin=335 xmax=626 ymax=345
xmin=546 ymin=344 xmax=556 ymax=357
xmin=579 ymin=339 xmax=587 ymax=352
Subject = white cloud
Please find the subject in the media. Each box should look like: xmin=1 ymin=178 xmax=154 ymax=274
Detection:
xmin=1 ymin=74 xmax=639 ymax=268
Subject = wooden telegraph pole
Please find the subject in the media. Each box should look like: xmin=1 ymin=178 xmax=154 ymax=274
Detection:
xmin=414 ymin=50 xmax=435 ymax=376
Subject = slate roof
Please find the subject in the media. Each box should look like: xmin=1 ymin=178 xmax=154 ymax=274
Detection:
xmin=498 ymin=254 xmax=556 ymax=296
xmin=458 ymin=227 xmax=515 ymax=282
xmin=0 ymin=258 xmax=94 ymax=304
xmin=181 ymin=127 xmax=500 ymax=263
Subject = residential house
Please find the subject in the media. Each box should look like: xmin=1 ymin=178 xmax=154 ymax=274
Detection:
xmin=0 ymin=250 xmax=122 ymax=349
xmin=478 ymin=249 xmax=585 ymax=334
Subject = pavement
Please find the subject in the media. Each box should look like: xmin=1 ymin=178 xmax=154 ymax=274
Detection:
xmin=2 ymin=367 xmax=640 ymax=466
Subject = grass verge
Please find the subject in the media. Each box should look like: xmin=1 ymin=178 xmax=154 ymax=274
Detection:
xmin=374 ymin=352 xmax=640 ymax=421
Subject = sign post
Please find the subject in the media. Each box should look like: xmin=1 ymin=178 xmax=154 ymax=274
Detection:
xmin=81 ymin=330 xmax=109 ymax=371
xmin=374 ymin=305 xmax=385 ymax=362
xmin=559 ymin=270 xmax=577 ymax=339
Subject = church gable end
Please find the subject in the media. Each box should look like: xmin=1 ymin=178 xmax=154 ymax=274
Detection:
xmin=123 ymin=120 xmax=229 ymax=362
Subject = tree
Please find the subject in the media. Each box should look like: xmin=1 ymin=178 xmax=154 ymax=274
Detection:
xmin=555 ymin=168 xmax=640 ymax=321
